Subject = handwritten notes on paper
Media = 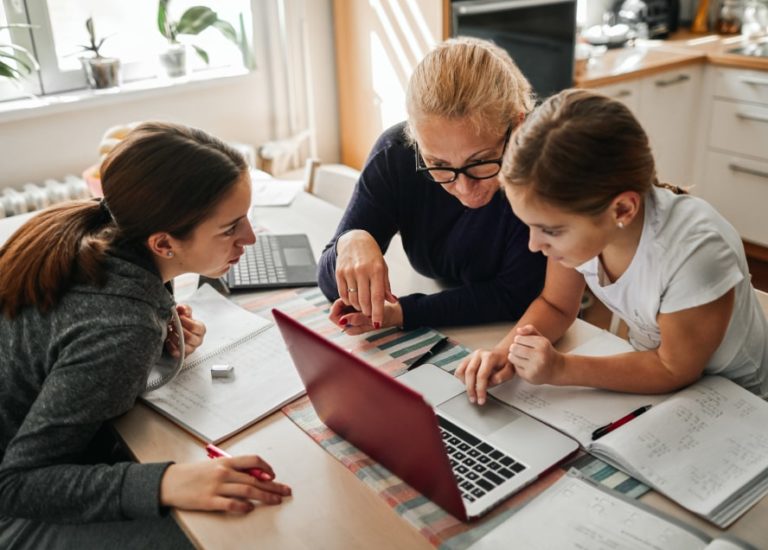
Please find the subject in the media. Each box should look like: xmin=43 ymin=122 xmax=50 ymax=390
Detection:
xmin=489 ymin=331 xmax=666 ymax=447
xmin=592 ymin=376 xmax=768 ymax=523
xmin=146 ymin=326 xmax=303 ymax=443
xmin=468 ymin=472 xmax=732 ymax=550
xmin=142 ymin=285 xmax=305 ymax=443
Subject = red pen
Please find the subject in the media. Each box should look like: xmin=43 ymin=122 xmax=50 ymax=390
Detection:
xmin=591 ymin=405 xmax=652 ymax=441
xmin=205 ymin=444 xmax=273 ymax=481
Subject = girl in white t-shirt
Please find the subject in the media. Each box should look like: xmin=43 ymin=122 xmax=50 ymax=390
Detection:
xmin=456 ymin=89 xmax=768 ymax=402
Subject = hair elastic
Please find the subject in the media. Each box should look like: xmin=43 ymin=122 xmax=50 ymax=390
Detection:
xmin=98 ymin=198 xmax=114 ymax=221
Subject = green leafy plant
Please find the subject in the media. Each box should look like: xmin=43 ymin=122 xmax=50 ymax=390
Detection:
xmin=157 ymin=0 xmax=238 ymax=65
xmin=78 ymin=17 xmax=110 ymax=58
xmin=0 ymin=24 xmax=39 ymax=81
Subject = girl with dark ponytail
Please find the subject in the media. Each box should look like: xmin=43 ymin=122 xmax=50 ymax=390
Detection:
xmin=456 ymin=89 xmax=768 ymax=404
xmin=0 ymin=123 xmax=291 ymax=548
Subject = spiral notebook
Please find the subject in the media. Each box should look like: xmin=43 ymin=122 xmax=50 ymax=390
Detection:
xmin=141 ymin=285 xmax=305 ymax=443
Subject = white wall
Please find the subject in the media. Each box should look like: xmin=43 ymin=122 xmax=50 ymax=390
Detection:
xmin=0 ymin=74 xmax=273 ymax=188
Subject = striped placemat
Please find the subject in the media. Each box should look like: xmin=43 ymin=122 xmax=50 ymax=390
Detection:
xmin=234 ymin=287 xmax=648 ymax=548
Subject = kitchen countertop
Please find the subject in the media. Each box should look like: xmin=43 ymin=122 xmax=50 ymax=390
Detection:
xmin=576 ymin=31 xmax=768 ymax=88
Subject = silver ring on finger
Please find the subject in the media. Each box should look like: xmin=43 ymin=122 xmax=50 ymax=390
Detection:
xmin=347 ymin=288 xmax=357 ymax=293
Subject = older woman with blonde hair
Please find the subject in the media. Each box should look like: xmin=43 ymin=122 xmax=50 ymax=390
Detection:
xmin=318 ymin=37 xmax=546 ymax=333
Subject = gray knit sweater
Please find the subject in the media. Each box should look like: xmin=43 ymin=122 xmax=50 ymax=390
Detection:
xmin=0 ymin=248 xmax=175 ymax=523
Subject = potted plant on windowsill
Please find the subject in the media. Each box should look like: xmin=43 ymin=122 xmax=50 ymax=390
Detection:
xmin=78 ymin=17 xmax=121 ymax=91
xmin=156 ymin=0 xmax=239 ymax=78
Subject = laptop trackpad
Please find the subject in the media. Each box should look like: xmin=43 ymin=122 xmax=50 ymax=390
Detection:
xmin=437 ymin=394 xmax=521 ymax=437
xmin=397 ymin=364 xmax=465 ymax=407
xmin=284 ymin=247 xmax=313 ymax=266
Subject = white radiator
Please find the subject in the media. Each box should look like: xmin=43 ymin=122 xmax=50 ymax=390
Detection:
xmin=0 ymin=176 xmax=91 ymax=219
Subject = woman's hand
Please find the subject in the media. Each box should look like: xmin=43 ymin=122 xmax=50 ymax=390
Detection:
xmin=507 ymin=324 xmax=564 ymax=385
xmin=329 ymin=298 xmax=403 ymax=335
xmin=454 ymin=348 xmax=514 ymax=405
xmin=166 ymin=304 xmax=206 ymax=358
xmin=160 ymin=455 xmax=292 ymax=514
xmin=335 ymin=230 xmax=398 ymax=329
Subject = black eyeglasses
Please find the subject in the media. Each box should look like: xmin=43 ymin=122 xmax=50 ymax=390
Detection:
xmin=414 ymin=127 xmax=511 ymax=185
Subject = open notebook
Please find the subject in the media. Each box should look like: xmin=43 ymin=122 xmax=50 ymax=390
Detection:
xmin=489 ymin=330 xmax=768 ymax=528
xmin=141 ymin=285 xmax=305 ymax=443
xmin=469 ymin=470 xmax=756 ymax=550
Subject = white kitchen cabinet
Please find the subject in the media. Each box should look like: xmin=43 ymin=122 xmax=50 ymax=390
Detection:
xmin=586 ymin=80 xmax=641 ymax=116
xmin=639 ymin=66 xmax=703 ymax=187
xmin=712 ymin=67 xmax=768 ymax=104
xmin=701 ymin=152 xmax=768 ymax=246
xmin=696 ymin=66 xmax=768 ymax=247
xmin=593 ymin=65 xmax=703 ymax=188
xmin=709 ymin=99 xmax=768 ymax=160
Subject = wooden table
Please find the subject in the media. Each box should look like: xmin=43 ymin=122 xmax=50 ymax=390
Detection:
xmin=112 ymin=193 xmax=767 ymax=549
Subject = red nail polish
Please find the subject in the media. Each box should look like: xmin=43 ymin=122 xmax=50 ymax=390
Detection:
xmin=339 ymin=318 xmax=348 ymax=326
xmin=374 ymin=322 xmax=380 ymax=329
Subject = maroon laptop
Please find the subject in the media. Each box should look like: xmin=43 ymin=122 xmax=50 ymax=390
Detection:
xmin=272 ymin=308 xmax=467 ymax=519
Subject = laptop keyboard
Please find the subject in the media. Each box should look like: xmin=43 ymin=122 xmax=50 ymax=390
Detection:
xmin=228 ymin=235 xmax=286 ymax=286
xmin=438 ymin=416 xmax=527 ymax=503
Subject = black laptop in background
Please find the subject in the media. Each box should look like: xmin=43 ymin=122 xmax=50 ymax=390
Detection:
xmin=202 ymin=233 xmax=318 ymax=292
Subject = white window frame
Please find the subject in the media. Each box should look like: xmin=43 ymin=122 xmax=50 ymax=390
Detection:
xmin=1 ymin=0 xmax=255 ymax=101
xmin=0 ymin=0 xmax=41 ymax=100
xmin=25 ymin=1 xmax=162 ymax=94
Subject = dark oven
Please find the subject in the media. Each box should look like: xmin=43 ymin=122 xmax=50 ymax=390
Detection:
xmin=451 ymin=0 xmax=577 ymax=99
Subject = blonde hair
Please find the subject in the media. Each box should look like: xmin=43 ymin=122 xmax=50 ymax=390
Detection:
xmin=406 ymin=37 xmax=534 ymax=140
xmin=502 ymin=89 xmax=684 ymax=216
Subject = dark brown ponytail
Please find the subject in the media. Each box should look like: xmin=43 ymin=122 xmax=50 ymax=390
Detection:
xmin=0 ymin=200 xmax=113 ymax=317
xmin=654 ymin=179 xmax=688 ymax=195
xmin=0 ymin=122 xmax=246 ymax=318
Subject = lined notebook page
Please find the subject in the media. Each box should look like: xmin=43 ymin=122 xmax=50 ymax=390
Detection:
xmin=490 ymin=331 xmax=667 ymax=447
xmin=142 ymin=285 xmax=304 ymax=443
xmin=468 ymin=472 xmax=729 ymax=550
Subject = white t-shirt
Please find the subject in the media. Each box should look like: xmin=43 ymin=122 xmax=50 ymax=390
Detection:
xmin=575 ymin=186 xmax=768 ymax=397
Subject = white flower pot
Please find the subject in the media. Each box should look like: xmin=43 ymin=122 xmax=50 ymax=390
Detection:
xmin=81 ymin=57 xmax=121 ymax=90
xmin=159 ymin=44 xmax=187 ymax=78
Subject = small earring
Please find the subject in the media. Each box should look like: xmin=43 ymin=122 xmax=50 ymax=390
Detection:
xmin=617 ymin=221 xmax=625 ymax=229
xmin=167 ymin=251 xmax=174 ymax=258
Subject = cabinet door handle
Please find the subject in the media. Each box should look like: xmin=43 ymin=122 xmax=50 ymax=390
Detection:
xmin=612 ymin=89 xmax=633 ymax=99
xmin=729 ymin=163 xmax=768 ymax=180
xmin=655 ymin=74 xmax=690 ymax=87
xmin=740 ymin=76 xmax=768 ymax=87
xmin=736 ymin=112 xmax=768 ymax=124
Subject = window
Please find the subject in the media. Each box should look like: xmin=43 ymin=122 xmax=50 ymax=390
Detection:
xmin=1 ymin=0 xmax=252 ymax=101
xmin=0 ymin=1 xmax=41 ymax=100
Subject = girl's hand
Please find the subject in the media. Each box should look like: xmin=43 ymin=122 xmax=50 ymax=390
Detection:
xmin=335 ymin=230 xmax=398 ymax=329
xmin=329 ymin=299 xmax=403 ymax=335
xmin=508 ymin=324 xmax=564 ymax=385
xmin=160 ymin=455 xmax=292 ymax=514
xmin=166 ymin=304 xmax=206 ymax=358
xmin=454 ymin=348 xmax=514 ymax=405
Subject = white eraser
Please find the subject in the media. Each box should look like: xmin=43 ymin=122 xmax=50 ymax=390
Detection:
xmin=210 ymin=364 xmax=234 ymax=378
